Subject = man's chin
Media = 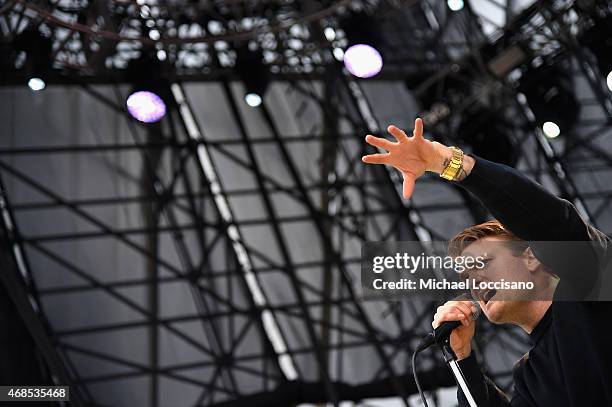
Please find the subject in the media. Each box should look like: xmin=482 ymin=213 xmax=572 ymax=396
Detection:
xmin=483 ymin=301 xmax=506 ymax=323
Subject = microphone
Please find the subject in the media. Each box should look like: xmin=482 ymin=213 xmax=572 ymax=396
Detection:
xmin=416 ymin=294 xmax=481 ymax=351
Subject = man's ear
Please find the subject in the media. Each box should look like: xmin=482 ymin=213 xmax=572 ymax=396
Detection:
xmin=523 ymin=247 xmax=541 ymax=273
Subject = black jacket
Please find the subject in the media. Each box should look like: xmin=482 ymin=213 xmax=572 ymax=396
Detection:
xmin=456 ymin=156 xmax=612 ymax=406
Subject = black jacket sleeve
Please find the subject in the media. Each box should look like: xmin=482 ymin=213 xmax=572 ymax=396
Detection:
xmin=459 ymin=156 xmax=592 ymax=242
xmin=456 ymin=354 xmax=517 ymax=407
xmin=458 ymin=156 xmax=610 ymax=299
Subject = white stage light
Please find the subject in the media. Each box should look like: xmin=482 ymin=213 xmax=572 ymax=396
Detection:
xmin=28 ymin=78 xmax=45 ymax=91
xmin=245 ymin=93 xmax=262 ymax=107
xmin=542 ymin=121 xmax=561 ymax=139
xmin=448 ymin=0 xmax=464 ymax=11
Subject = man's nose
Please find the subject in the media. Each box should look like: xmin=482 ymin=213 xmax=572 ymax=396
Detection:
xmin=468 ymin=267 xmax=486 ymax=280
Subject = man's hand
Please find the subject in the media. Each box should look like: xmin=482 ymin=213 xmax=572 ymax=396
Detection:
xmin=361 ymin=118 xmax=473 ymax=199
xmin=432 ymin=300 xmax=478 ymax=361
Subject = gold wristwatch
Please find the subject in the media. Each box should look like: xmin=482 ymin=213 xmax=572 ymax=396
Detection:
xmin=440 ymin=147 xmax=464 ymax=181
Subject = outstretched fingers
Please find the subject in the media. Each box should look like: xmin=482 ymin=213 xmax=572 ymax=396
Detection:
xmin=365 ymin=134 xmax=395 ymax=151
xmin=413 ymin=118 xmax=424 ymax=139
xmin=402 ymin=171 xmax=416 ymax=199
xmin=387 ymin=125 xmax=409 ymax=143
xmin=361 ymin=153 xmax=391 ymax=164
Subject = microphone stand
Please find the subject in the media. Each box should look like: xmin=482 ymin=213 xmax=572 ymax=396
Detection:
xmin=440 ymin=340 xmax=478 ymax=407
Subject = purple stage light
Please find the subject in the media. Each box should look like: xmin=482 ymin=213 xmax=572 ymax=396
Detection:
xmin=126 ymin=91 xmax=167 ymax=123
xmin=343 ymin=44 xmax=383 ymax=78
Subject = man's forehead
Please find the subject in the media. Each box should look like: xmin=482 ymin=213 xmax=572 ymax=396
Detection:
xmin=460 ymin=236 xmax=508 ymax=257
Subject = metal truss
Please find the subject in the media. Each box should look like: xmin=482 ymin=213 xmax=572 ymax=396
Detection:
xmin=0 ymin=0 xmax=611 ymax=406
xmin=0 ymin=171 xmax=87 ymax=406
xmin=0 ymin=87 xmax=292 ymax=406
xmin=0 ymin=0 xmax=420 ymax=81
xmin=0 ymin=0 xmax=531 ymax=83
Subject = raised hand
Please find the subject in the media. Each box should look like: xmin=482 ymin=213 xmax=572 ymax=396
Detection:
xmin=432 ymin=299 xmax=478 ymax=361
xmin=361 ymin=118 xmax=448 ymax=199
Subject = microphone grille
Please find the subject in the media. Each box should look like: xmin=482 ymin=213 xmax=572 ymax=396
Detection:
xmin=452 ymin=292 xmax=481 ymax=321
xmin=470 ymin=299 xmax=481 ymax=321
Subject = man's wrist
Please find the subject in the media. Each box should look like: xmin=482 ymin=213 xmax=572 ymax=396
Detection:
xmin=456 ymin=348 xmax=472 ymax=361
xmin=428 ymin=143 xmax=475 ymax=181
xmin=428 ymin=142 xmax=454 ymax=174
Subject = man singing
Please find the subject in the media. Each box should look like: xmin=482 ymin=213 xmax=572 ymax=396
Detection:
xmin=361 ymin=118 xmax=612 ymax=406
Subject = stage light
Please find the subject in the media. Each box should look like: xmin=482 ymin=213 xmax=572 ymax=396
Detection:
xmin=542 ymin=121 xmax=561 ymax=138
xmin=14 ymin=29 xmax=52 ymax=92
xmin=607 ymin=71 xmax=612 ymax=92
xmin=126 ymin=91 xmax=167 ymax=123
xmin=448 ymin=0 xmax=464 ymax=11
xmin=343 ymin=44 xmax=383 ymax=78
xmin=333 ymin=47 xmax=344 ymax=61
xmin=341 ymin=12 xmax=384 ymax=78
xmin=124 ymin=49 xmax=171 ymax=123
xmin=235 ymin=46 xmax=269 ymax=108
xmin=149 ymin=29 xmax=160 ymax=41
xmin=27 ymin=78 xmax=45 ymax=91
xmin=244 ymin=93 xmax=262 ymax=107
xmin=324 ymin=27 xmax=336 ymax=41
xmin=518 ymin=64 xmax=579 ymax=137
